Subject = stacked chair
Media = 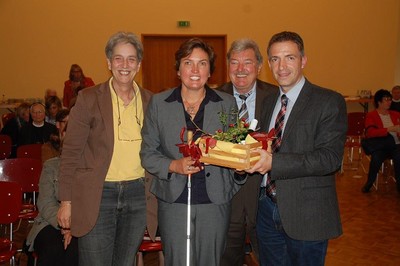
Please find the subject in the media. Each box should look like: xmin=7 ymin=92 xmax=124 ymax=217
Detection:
xmin=0 ymin=135 xmax=12 ymax=160
xmin=343 ymin=112 xmax=366 ymax=172
xmin=0 ymin=181 xmax=23 ymax=265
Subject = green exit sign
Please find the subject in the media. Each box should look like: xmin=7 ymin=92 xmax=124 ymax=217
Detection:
xmin=178 ymin=21 xmax=190 ymax=27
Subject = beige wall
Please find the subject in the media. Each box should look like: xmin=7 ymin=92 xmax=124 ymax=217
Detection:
xmin=396 ymin=2 xmax=400 ymax=86
xmin=0 ymin=0 xmax=399 ymax=103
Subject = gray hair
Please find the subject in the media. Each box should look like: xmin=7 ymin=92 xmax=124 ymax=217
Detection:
xmin=105 ymin=32 xmax=144 ymax=62
xmin=227 ymin=39 xmax=263 ymax=65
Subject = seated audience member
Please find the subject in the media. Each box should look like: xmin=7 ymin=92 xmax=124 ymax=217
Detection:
xmin=45 ymin=96 xmax=62 ymax=125
xmin=42 ymin=109 xmax=69 ymax=163
xmin=362 ymin=89 xmax=400 ymax=193
xmin=18 ymin=102 xmax=57 ymax=146
xmin=0 ymin=102 xmax=31 ymax=157
xmin=44 ymin=89 xmax=58 ymax=102
xmin=390 ymin=85 xmax=400 ymax=112
xmin=26 ymin=113 xmax=78 ymax=266
xmin=63 ymin=64 xmax=95 ymax=108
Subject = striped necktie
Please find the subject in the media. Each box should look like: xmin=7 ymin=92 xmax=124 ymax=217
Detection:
xmin=238 ymin=94 xmax=249 ymax=122
xmin=266 ymin=94 xmax=288 ymax=196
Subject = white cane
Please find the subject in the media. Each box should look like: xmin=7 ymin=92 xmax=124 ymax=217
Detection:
xmin=186 ymin=130 xmax=193 ymax=266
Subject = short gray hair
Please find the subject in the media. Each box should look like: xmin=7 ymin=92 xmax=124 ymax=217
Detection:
xmin=105 ymin=32 xmax=143 ymax=62
xmin=227 ymin=39 xmax=263 ymax=65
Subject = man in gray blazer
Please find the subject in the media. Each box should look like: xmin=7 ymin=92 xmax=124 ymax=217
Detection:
xmin=247 ymin=31 xmax=346 ymax=265
xmin=219 ymin=39 xmax=278 ymax=266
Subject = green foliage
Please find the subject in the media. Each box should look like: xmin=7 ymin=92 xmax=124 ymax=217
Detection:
xmin=214 ymin=110 xmax=250 ymax=143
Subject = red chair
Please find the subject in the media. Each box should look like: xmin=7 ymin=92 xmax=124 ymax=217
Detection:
xmin=343 ymin=112 xmax=366 ymax=171
xmin=136 ymin=230 xmax=163 ymax=266
xmin=0 ymin=158 xmax=42 ymax=230
xmin=0 ymin=134 xmax=12 ymax=159
xmin=138 ymin=239 xmax=163 ymax=253
xmin=17 ymin=144 xmax=42 ymax=161
xmin=1 ymin=112 xmax=15 ymax=128
xmin=0 ymin=158 xmax=42 ymax=204
xmin=0 ymin=181 xmax=23 ymax=266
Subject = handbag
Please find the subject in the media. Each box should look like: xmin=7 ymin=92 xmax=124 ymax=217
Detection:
xmin=361 ymin=134 xmax=396 ymax=155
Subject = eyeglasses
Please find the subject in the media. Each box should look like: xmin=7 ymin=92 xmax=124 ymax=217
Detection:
xmin=114 ymin=89 xmax=142 ymax=142
xmin=31 ymin=110 xmax=44 ymax=115
xmin=383 ymin=97 xmax=392 ymax=101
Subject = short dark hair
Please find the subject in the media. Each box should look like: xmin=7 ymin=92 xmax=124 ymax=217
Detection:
xmin=374 ymin=89 xmax=392 ymax=108
xmin=267 ymin=31 xmax=305 ymax=58
xmin=56 ymin=109 xmax=70 ymax=122
xmin=175 ymin=38 xmax=216 ymax=74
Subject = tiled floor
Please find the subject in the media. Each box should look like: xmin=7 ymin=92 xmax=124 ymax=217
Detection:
xmin=9 ymin=151 xmax=400 ymax=266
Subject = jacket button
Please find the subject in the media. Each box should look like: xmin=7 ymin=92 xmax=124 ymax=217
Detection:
xmin=206 ymin=173 xmax=210 ymax=177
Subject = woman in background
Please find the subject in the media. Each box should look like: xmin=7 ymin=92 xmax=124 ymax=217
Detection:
xmin=45 ymin=96 xmax=62 ymax=125
xmin=41 ymin=109 xmax=69 ymax=163
xmin=362 ymin=89 xmax=400 ymax=193
xmin=63 ymin=64 xmax=95 ymax=108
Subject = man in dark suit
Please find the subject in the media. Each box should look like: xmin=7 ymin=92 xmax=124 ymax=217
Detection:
xmin=18 ymin=102 xmax=58 ymax=146
xmin=247 ymin=31 xmax=347 ymax=265
xmin=219 ymin=39 xmax=278 ymax=266
xmin=390 ymin=85 xmax=400 ymax=112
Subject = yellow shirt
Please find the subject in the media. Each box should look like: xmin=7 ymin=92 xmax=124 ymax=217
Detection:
xmin=105 ymin=78 xmax=144 ymax=181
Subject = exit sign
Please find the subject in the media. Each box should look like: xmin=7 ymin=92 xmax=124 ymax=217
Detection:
xmin=178 ymin=21 xmax=190 ymax=27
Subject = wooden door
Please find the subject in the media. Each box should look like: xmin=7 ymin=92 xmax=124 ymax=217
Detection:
xmin=141 ymin=34 xmax=227 ymax=93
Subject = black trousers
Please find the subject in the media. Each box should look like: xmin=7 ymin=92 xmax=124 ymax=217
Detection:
xmin=366 ymin=145 xmax=400 ymax=187
xmin=220 ymin=175 xmax=261 ymax=266
xmin=33 ymin=225 xmax=78 ymax=266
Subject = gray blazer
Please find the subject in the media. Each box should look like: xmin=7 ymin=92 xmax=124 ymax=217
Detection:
xmin=140 ymin=87 xmax=245 ymax=204
xmin=261 ymin=79 xmax=347 ymax=241
xmin=26 ymin=157 xmax=61 ymax=251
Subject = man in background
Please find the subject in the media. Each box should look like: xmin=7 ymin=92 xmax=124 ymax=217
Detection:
xmin=218 ymin=38 xmax=278 ymax=266
xmin=19 ymin=102 xmax=58 ymax=146
xmin=390 ymin=85 xmax=400 ymax=112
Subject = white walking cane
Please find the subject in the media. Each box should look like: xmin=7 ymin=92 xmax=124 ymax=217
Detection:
xmin=186 ymin=172 xmax=192 ymax=266
xmin=186 ymin=130 xmax=193 ymax=266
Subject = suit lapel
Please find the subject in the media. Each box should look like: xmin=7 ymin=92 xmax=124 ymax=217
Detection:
xmin=255 ymin=81 xmax=270 ymax=121
xmin=203 ymin=100 xmax=218 ymax=134
xmin=262 ymin=89 xmax=280 ymax=131
xmin=282 ymin=81 xmax=312 ymax=141
xmin=96 ymin=81 xmax=114 ymax=150
xmin=139 ymin=87 xmax=151 ymax=113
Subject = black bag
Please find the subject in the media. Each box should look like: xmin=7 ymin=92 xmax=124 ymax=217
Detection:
xmin=361 ymin=134 xmax=396 ymax=155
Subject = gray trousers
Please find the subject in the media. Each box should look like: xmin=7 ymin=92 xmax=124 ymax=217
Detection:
xmin=158 ymin=200 xmax=231 ymax=266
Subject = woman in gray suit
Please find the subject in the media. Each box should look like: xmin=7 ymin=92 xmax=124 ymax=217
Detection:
xmin=140 ymin=38 xmax=245 ymax=266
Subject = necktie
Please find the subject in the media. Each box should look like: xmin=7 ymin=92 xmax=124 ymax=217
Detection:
xmin=238 ymin=94 xmax=249 ymax=122
xmin=266 ymin=94 xmax=288 ymax=196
